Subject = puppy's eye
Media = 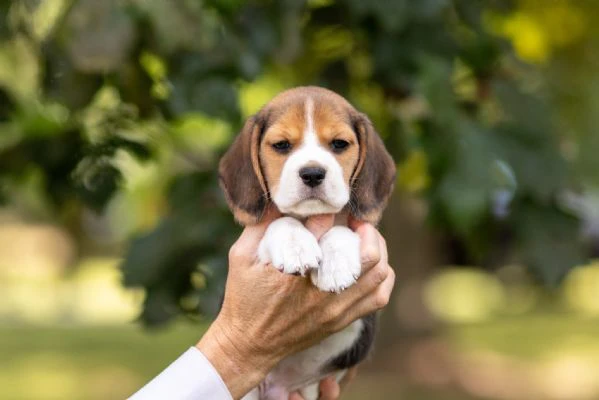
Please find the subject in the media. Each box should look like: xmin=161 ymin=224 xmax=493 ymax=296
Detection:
xmin=272 ymin=140 xmax=291 ymax=153
xmin=331 ymin=139 xmax=349 ymax=152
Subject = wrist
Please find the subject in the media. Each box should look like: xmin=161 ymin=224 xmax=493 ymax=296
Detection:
xmin=196 ymin=318 xmax=274 ymax=398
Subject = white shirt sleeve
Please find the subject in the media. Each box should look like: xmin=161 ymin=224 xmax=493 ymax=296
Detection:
xmin=129 ymin=347 xmax=233 ymax=400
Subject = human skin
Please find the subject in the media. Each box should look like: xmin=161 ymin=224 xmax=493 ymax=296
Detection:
xmin=196 ymin=210 xmax=395 ymax=399
xmin=288 ymin=368 xmax=358 ymax=400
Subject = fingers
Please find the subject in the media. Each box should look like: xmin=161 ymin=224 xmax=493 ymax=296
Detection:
xmin=336 ymin=258 xmax=390 ymax=309
xmin=288 ymin=377 xmax=340 ymax=400
xmin=327 ymin=260 xmax=392 ymax=333
xmin=319 ymin=376 xmax=341 ymax=399
xmin=352 ymin=222 xmax=382 ymax=274
xmin=378 ymin=232 xmax=388 ymax=264
xmin=330 ymin=225 xmax=390 ymax=312
xmin=342 ymin=265 xmax=395 ymax=325
xmin=304 ymin=214 xmax=335 ymax=240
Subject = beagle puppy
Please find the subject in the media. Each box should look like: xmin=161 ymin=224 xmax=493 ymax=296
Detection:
xmin=219 ymin=86 xmax=395 ymax=400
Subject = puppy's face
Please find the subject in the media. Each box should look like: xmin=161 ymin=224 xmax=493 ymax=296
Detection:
xmin=260 ymin=97 xmax=359 ymax=217
xmin=219 ymin=86 xmax=396 ymax=226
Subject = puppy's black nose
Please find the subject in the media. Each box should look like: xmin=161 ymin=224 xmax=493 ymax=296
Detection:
xmin=299 ymin=166 xmax=326 ymax=187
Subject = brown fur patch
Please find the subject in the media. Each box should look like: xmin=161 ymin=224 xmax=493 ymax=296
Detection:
xmin=349 ymin=112 xmax=396 ymax=224
xmin=219 ymin=86 xmax=395 ymax=225
xmin=218 ymin=116 xmax=268 ymax=225
xmin=260 ymin=102 xmax=306 ymax=197
xmin=312 ymin=100 xmax=360 ymax=184
xmin=259 ymin=95 xmax=362 ymax=200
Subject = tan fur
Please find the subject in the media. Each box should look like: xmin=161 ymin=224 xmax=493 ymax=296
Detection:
xmin=260 ymin=102 xmax=305 ymax=198
xmin=219 ymin=116 xmax=268 ymax=225
xmin=259 ymin=96 xmax=360 ymax=200
xmin=349 ymin=114 xmax=396 ymax=223
xmin=219 ymin=86 xmax=396 ymax=225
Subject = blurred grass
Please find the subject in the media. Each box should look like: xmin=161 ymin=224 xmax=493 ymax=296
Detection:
xmin=4 ymin=315 xmax=599 ymax=399
xmin=0 ymin=323 xmax=206 ymax=400
xmin=452 ymin=314 xmax=599 ymax=360
xmin=344 ymin=377 xmax=480 ymax=400
xmin=0 ymin=323 xmax=482 ymax=400
xmin=3 ymin=250 xmax=599 ymax=399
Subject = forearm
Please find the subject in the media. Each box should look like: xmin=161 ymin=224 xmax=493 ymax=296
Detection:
xmin=196 ymin=320 xmax=276 ymax=399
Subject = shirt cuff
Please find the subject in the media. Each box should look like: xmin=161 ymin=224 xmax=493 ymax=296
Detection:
xmin=129 ymin=347 xmax=233 ymax=400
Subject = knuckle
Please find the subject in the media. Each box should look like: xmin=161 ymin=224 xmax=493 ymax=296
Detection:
xmin=329 ymin=302 xmax=344 ymax=321
xmin=388 ymin=267 xmax=396 ymax=282
xmin=318 ymin=313 xmax=335 ymax=333
xmin=380 ymin=236 xmax=387 ymax=248
xmin=320 ymin=303 xmax=343 ymax=329
xmin=361 ymin=244 xmax=380 ymax=265
xmin=323 ymin=319 xmax=338 ymax=335
xmin=374 ymin=291 xmax=390 ymax=309
xmin=228 ymin=243 xmax=244 ymax=262
xmin=373 ymin=263 xmax=389 ymax=284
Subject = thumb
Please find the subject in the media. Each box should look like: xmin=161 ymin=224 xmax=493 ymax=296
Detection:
xmin=304 ymin=214 xmax=335 ymax=240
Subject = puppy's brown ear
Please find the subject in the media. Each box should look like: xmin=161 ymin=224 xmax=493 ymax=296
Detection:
xmin=350 ymin=113 xmax=396 ymax=224
xmin=219 ymin=115 xmax=269 ymax=226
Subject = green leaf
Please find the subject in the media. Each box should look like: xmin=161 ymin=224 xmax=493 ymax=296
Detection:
xmin=168 ymin=77 xmax=240 ymax=121
xmin=140 ymin=287 xmax=181 ymax=327
xmin=62 ymin=0 xmax=136 ymax=73
xmin=437 ymin=121 xmax=494 ymax=235
xmin=490 ymin=124 xmax=570 ymax=202
xmin=513 ymin=202 xmax=586 ymax=286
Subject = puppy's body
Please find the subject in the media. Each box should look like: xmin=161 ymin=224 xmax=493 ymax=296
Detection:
xmin=247 ymin=316 xmax=374 ymax=400
xmin=219 ymin=87 xmax=395 ymax=400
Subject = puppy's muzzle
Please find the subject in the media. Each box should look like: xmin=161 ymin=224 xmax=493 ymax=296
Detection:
xmin=299 ymin=166 xmax=326 ymax=188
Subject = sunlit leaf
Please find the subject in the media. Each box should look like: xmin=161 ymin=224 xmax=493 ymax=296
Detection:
xmin=564 ymin=260 xmax=599 ymax=315
xmin=397 ymin=149 xmax=430 ymax=193
xmin=0 ymin=35 xmax=39 ymax=102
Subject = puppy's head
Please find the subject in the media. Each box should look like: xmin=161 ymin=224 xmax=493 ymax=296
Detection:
xmin=219 ymin=86 xmax=395 ymax=225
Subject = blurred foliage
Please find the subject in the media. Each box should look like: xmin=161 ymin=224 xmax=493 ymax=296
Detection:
xmin=0 ymin=0 xmax=597 ymax=326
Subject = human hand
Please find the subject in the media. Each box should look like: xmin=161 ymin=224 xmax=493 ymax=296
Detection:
xmin=196 ymin=210 xmax=394 ymax=399
xmin=288 ymin=367 xmax=358 ymax=400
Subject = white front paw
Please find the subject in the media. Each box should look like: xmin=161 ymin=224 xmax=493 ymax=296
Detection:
xmin=258 ymin=217 xmax=322 ymax=275
xmin=311 ymin=226 xmax=361 ymax=293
